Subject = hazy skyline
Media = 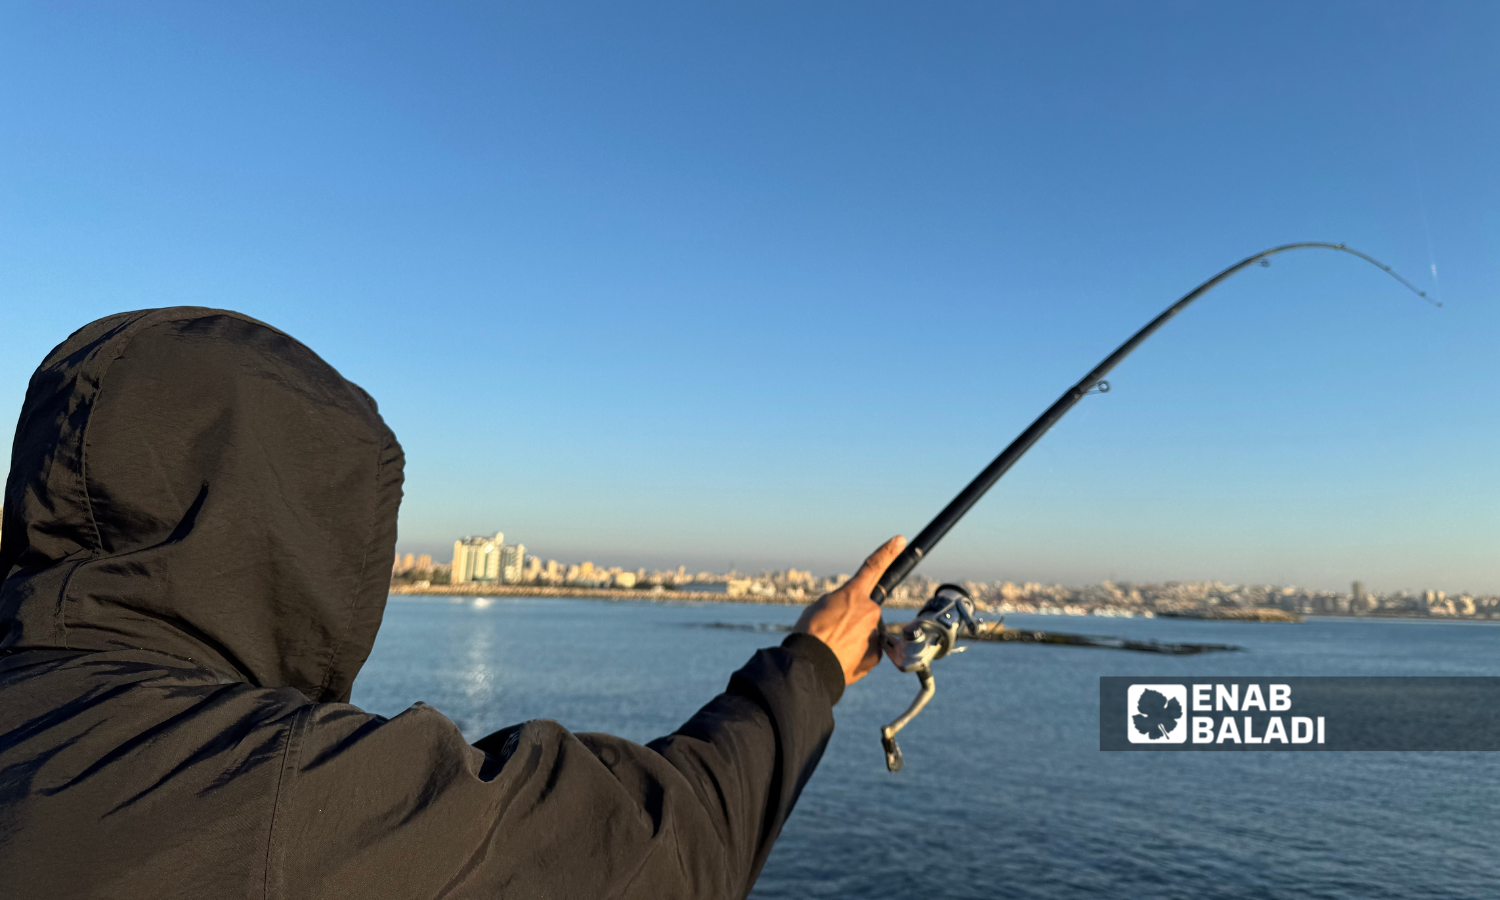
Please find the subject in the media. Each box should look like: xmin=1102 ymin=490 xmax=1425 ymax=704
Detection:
xmin=3 ymin=3 xmax=1496 ymax=593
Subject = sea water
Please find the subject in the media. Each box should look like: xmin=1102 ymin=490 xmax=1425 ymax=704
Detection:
xmin=354 ymin=597 xmax=1500 ymax=899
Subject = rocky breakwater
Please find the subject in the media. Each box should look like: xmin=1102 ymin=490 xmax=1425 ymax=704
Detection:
xmin=879 ymin=620 xmax=1241 ymax=655
xmin=1157 ymin=608 xmax=1303 ymax=623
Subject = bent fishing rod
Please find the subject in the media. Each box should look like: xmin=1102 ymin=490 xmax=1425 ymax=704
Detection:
xmin=873 ymin=242 xmax=1434 ymax=772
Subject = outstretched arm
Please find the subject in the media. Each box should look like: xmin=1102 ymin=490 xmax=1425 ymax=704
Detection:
xmin=271 ymin=538 xmax=904 ymax=900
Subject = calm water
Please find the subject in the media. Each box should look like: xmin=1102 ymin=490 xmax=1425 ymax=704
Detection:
xmin=354 ymin=597 xmax=1500 ymax=899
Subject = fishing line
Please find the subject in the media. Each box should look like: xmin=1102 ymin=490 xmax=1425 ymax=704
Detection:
xmin=1408 ymin=142 xmax=1443 ymax=306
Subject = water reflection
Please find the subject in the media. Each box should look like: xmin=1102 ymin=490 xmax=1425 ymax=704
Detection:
xmin=461 ymin=604 xmax=496 ymax=701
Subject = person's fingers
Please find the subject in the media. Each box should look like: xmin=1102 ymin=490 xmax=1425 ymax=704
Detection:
xmin=846 ymin=535 xmax=906 ymax=595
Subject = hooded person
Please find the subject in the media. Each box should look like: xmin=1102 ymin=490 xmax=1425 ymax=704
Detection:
xmin=0 ymin=308 xmax=901 ymax=899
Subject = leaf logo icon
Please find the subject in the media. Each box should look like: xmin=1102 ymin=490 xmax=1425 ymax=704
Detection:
xmin=1132 ymin=688 xmax=1183 ymax=740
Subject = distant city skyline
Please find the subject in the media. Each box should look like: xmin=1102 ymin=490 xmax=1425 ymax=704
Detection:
xmin=395 ymin=522 xmax=1497 ymax=601
xmin=391 ymin=535 xmax=1500 ymax=620
xmin=3 ymin=4 xmax=1497 ymax=593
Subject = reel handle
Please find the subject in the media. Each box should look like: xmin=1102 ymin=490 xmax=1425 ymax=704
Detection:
xmin=879 ymin=667 xmax=934 ymax=773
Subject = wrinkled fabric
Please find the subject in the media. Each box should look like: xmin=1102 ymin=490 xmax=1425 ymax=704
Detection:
xmin=0 ymin=309 xmax=841 ymax=899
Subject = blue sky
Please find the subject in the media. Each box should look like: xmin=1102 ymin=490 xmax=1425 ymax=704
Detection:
xmin=2 ymin=2 xmax=1496 ymax=592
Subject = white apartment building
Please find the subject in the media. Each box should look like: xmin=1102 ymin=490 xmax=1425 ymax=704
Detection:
xmin=452 ymin=533 xmax=503 ymax=584
xmin=499 ymin=543 xmax=526 ymax=584
xmin=452 ymin=532 xmax=528 ymax=584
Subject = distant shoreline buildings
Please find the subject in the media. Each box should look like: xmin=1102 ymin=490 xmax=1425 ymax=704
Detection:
xmin=451 ymin=532 xmax=525 ymax=585
xmin=389 ymin=529 xmax=1500 ymax=621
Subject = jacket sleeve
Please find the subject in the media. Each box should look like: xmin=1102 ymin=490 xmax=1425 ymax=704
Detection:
xmin=267 ymin=634 xmax=845 ymax=900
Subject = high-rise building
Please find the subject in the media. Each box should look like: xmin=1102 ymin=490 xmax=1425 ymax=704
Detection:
xmin=415 ymin=554 xmax=432 ymax=571
xmin=499 ymin=543 xmax=526 ymax=584
xmin=452 ymin=532 xmax=505 ymax=584
xmin=452 ymin=533 xmax=530 ymax=584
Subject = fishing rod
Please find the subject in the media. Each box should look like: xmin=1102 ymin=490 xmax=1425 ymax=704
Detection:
xmin=874 ymin=242 xmax=1434 ymax=772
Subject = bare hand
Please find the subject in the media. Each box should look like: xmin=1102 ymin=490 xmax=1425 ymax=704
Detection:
xmin=792 ymin=535 xmax=906 ymax=686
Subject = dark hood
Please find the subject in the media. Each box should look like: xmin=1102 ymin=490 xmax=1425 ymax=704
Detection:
xmin=0 ymin=308 xmax=403 ymax=702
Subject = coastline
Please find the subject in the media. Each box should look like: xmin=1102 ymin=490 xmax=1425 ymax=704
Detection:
xmin=390 ymin=585 xmax=1494 ymax=623
xmin=387 ymin=582 xmax=892 ymax=606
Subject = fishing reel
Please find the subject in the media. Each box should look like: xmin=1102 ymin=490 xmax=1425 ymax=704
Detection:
xmin=879 ymin=583 xmax=981 ymax=772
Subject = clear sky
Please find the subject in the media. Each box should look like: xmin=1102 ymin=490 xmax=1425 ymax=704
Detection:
xmin=2 ymin=2 xmax=1496 ymax=593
